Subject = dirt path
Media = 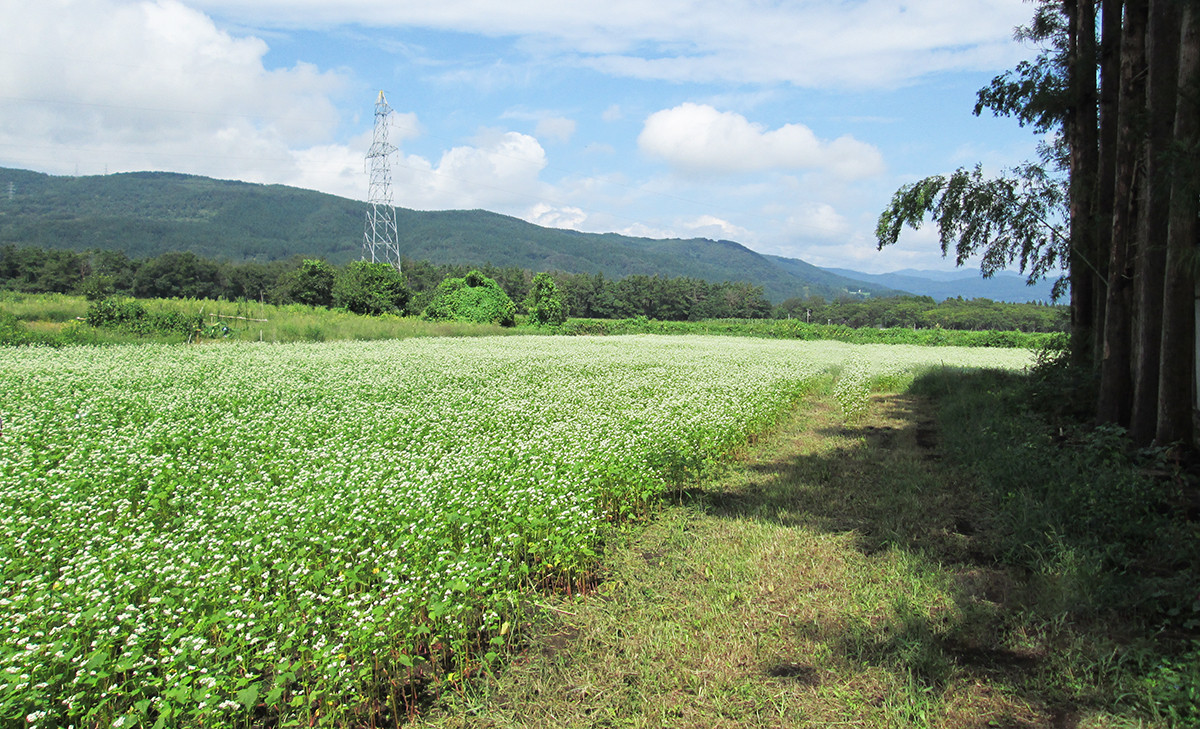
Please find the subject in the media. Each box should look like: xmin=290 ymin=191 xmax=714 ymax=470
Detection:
xmin=412 ymin=394 xmax=1097 ymax=728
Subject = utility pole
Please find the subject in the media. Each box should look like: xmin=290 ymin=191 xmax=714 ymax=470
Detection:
xmin=363 ymin=91 xmax=401 ymax=271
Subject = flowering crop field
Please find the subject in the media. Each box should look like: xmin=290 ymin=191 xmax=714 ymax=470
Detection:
xmin=0 ymin=336 xmax=1031 ymax=727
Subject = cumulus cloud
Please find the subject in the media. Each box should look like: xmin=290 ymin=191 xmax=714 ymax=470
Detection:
xmin=0 ymin=0 xmax=347 ymax=183
xmin=526 ymin=202 xmax=587 ymax=230
xmin=394 ymin=130 xmax=548 ymax=210
xmin=683 ymin=215 xmax=753 ymax=242
xmin=638 ymin=103 xmax=884 ymax=180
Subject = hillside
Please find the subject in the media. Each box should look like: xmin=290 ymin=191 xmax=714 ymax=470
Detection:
xmin=0 ymin=167 xmax=900 ymax=303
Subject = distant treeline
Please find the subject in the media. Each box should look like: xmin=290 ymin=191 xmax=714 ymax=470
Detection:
xmin=0 ymin=245 xmax=1067 ymax=331
xmin=0 ymin=245 xmax=772 ymax=321
xmin=775 ymin=294 xmax=1068 ymax=333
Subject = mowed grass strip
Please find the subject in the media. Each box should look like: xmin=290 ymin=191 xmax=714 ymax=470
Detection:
xmin=417 ymin=387 xmax=1145 ymax=728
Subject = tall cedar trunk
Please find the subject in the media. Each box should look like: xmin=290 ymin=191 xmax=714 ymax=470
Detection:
xmin=1157 ymin=2 xmax=1200 ymax=446
xmin=1131 ymin=0 xmax=1180 ymax=444
xmin=1099 ymin=0 xmax=1148 ymax=427
xmin=1094 ymin=0 xmax=1125 ymax=365
xmin=1068 ymin=0 xmax=1102 ymax=371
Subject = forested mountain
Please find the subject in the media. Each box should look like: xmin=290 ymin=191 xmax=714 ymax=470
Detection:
xmin=0 ymin=167 xmax=899 ymax=303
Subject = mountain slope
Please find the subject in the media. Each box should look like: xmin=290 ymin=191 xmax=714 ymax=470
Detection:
xmin=0 ymin=167 xmax=899 ymax=302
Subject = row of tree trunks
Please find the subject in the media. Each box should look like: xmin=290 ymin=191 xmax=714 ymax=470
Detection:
xmin=1077 ymin=0 xmax=1200 ymax=448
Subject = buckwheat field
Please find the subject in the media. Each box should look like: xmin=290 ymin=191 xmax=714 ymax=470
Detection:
xmin=0 ymin=336 xmax=1032 ymax=727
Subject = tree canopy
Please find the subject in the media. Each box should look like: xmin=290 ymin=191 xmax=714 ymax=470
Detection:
xmin=878 ymin=0 xmax=1200 ymax=449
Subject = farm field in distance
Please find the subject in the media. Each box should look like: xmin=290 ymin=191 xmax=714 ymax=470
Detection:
xmin=0 ymin=336 xmax=1033 ymax=727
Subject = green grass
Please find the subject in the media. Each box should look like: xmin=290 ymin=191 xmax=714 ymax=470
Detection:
xmin=410 ymin=372 xmax=1187 ymax=728
xmin=0 ymin=293 xmax=1060 ymax=348
xmin=556 ymin=316 xmax=1062 ymax=348
xmin=0 ymin=293 xmax=516 ymax=345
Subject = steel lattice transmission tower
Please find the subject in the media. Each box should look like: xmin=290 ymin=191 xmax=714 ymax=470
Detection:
xmin=363 ymin=91 xmax=401 ymax=270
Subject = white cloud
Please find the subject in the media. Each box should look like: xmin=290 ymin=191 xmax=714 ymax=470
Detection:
xmin=785 ymin=203 xmax=851 ymax=240
xmin=394 ymin=129 xmax=548 ymax=210
xmin=526 ymin=202 xmax=587 ymax=230
xmin=617 ymin=222 xmax=681 ymax=240
xmin=534 ymin=116 xmax=577 ymax=144
xmin=638 ymin=103 xmax=884 ymax=180
xmin=0 ymin=0 xmax=347 ymax=187
xmin=683 ymin=215 xmax=752 ymax=242
xmin=792 ymin=224 xmax=968 ymax=274
xmin=190 ymin=0 xmax=1035 ymax=89
xmin=499 ymin=108 xmax=576 ymax=143
xmin=602 ymin=104 xmax=624 ymax=122
xmin=0 ymin=0 xmax=1034 ymax=275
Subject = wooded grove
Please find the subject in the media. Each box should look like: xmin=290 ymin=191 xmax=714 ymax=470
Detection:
xmin=878 ymin=0 xmax=1200 ymax=448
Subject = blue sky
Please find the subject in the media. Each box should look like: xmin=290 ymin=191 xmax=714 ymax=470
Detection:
xmin=1 ymin=0 xmax=1049 ymax=273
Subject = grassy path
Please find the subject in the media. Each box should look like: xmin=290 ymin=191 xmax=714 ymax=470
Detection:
xmin=414 ymin=391 xmax=1134 ymax=728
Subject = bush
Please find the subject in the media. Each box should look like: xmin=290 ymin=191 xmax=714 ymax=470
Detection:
xmin=423 ymin=271 xmax=516 ymax=326
xmin=525 ymin=272 xmax=567 ymax=326
xmin=285 ymin=259 xmax=336 ymax=308
xmin=86 ymin=297 xmax=150 ymax=332
xmin=332 ymin=261 xmax=410 ymax=316
xmin=85 ymin=297 xmax=203 ymax=337
xmin=77 ymin=274 xmax=117 ymax=302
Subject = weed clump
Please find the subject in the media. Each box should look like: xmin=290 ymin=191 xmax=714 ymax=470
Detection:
xmin=423 ymin=271 xmax=516 ymax=326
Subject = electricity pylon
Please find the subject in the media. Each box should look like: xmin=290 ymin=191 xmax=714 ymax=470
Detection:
xmin=363 ymin=91 xmax=400 ymax=271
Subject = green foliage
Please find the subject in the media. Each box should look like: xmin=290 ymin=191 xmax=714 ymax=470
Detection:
xmin=331 ymin=260 xmax=410 ymax=316
xmin=423 ymin=270 xmax=517 ymax=326
xmin=77 ymin=273 xmax=116 ymax=301
xmin=10 ymin=242 xmax=1078 ymax=328
xmin=85 ymin=296 xmax=203 ymax=337
xmin=832 ymin=359 xmax=871 ymax=421
xmin=284 ymin=258 xmax=335 ymax=307
xmin=85 ymin=296 xmax=150 ymax=331
xmin=0 ymin=311 xmax=58 ymax=346
xmin=775 ymin=294 xmax=1068 ymax=333
xmin=525 ymin=272 xmax=567 ymax=326
xmin=876 ymin=164 xmax=1069 ymax=296
xmin=131 ymin=251 xmax=223 ymax=299
xmin=910 ymin=366 xmax=1200 ymax=721
xmin=1141 ymin=642 xmax=1200 ymax=725
xmin=4 ymin=336 xmax=914 ymax=727
xmin=551 ymin=316 xmax=1058 ymax=348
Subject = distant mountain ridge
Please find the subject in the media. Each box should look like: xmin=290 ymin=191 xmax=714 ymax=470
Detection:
xmin=0 ymin=167 xmax=900 ymax=303
xmin=0 ymin=167 xmax=912 ymax=302
xmin=824 ymin=267 xmax=1064 ymax=304
xmin=0 ymin=167 xmax=1059 ymax=304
